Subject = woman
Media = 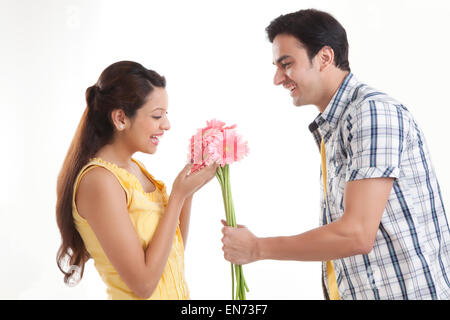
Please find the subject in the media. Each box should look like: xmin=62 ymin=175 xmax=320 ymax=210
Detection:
xmin=56 ymin=61 xmax=217 ymax=299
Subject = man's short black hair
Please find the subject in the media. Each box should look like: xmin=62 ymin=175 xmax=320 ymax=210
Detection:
xmin=266 ymin=9 xmax=350 ymax=72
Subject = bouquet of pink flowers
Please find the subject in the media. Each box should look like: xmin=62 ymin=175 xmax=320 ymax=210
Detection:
xmin=188 ymin=119 xmax=250 ymax=300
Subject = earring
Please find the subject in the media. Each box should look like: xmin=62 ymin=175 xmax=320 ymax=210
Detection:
xmin=119 ymin=124 xmax=124 ymax=130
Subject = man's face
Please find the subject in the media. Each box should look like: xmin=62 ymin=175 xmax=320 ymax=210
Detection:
xmin=272 ymin=34 xmax=322 ymax=107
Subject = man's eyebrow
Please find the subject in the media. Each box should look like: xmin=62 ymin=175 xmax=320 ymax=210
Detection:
xmin=273 ymin=55 xmax=291 ymax=65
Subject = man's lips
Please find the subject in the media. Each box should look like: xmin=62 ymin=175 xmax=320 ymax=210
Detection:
xmin=284 ymin=82 xmax=297 ymax=96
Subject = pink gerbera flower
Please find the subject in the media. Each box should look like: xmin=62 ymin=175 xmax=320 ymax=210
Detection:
xmin=188 ymin=119 xmax=249 ymax=173
xmin=187 ymin=119 xmax=250 ymax=299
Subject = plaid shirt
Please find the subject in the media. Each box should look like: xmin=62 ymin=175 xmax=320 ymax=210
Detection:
xmin=309 ymin=73 xmax=450 ymax=299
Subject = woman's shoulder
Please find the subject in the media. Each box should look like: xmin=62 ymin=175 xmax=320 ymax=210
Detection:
xmin=79 ymin=165 xmax=121 ymax=190
xmin=75 ymin=165 xmax=128 ymax=219
xmin=78 ymin=164 xmax=126 ymax=197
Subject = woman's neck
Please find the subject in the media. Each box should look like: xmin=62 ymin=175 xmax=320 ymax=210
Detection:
xmin=95 ymin=141 xmax=135 ymax=169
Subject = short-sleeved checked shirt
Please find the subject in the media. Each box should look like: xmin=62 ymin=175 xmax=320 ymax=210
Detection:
xmin=309 ymin=73 xmax=450 ymax=299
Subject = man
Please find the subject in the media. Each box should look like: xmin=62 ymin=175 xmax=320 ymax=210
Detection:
xmin=221 ymin=9 xmax=450 ymax=299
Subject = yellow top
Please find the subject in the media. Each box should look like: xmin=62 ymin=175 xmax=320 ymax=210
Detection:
xmin=321 ymin=138 xmax=341 ymax=300
xmin=72 ymin=157 xmax=190 ymax=300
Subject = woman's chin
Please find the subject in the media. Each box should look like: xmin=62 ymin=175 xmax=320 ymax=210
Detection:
xmin=139 ymin=145 xmax=157 ymax=155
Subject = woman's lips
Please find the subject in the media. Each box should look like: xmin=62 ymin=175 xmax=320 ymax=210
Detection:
xmin=150 ymin=134 xmax=163 ymax=145
xmin=150 ymin=137 xmax=159 ymax=145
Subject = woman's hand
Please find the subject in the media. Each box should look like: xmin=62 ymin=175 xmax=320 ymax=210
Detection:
xmin=171 ymin=163 xmax=218 ymax=200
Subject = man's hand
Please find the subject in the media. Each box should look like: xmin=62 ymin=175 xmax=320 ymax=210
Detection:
xmin=221 ymin=220 xmax=259 ymax=265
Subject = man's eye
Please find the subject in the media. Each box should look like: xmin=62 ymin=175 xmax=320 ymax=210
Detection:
xmin=282 ymin=62 xmax=291 ymax=69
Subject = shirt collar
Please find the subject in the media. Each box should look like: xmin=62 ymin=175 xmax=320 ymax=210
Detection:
xmin=309 ymin=72 xmax=358 ymax=147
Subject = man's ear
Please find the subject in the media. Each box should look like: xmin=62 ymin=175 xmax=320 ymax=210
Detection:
xmin=317 ymin=46 xmax=335 ymax=72
xmin=111 ymin=109 xmax=127 ymax=131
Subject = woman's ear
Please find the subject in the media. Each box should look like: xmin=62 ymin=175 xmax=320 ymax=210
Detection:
xmin=318 ymin=46 xmax=335 ymax=72
xmin=111 ymin=109 xmax=127 ymax=131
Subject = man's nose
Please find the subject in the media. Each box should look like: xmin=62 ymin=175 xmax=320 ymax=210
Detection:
xmin=273 ymin=68 xmax=286 ymax=86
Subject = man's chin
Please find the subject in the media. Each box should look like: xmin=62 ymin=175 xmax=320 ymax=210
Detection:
xmin=292 ymin=98 xmax=305 ymax=107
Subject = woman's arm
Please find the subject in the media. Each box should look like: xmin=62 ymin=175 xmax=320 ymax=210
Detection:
xmin=76 ymin=164 xmax=216 ymax=299
xmin=179 ymin=195 xmax=193 ymax=248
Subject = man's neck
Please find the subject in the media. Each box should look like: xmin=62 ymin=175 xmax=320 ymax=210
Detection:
xmin=316 ymin=70 xmax=350 ymax=113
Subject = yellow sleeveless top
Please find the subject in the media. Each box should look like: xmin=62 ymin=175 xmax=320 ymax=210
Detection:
xmin=72 ymin=157 xmax=190 ymax=300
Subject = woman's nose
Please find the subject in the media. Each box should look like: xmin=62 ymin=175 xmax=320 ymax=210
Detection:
xmin=161 ymin=117 xmax=170 ymax=131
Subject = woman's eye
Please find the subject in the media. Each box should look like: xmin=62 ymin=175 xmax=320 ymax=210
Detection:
xmin=152 ymin=112 xmax=167 ymax=120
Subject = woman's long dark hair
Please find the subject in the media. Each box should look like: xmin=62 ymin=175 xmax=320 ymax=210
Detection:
xmin=56 ymin=61 xmax=166 ymax=285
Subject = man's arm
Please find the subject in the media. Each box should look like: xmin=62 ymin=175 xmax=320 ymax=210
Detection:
xmin=221 ymin=177 xmax=394 ymax=265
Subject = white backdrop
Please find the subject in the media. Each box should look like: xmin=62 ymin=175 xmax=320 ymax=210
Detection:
xmin=1 ymin=0 xmax=449 ymax=300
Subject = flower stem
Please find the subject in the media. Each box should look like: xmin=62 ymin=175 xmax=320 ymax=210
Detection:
xmin=231 ymin=263 xmax=235 ymax=300
xmin=215 ymin=164 xmax=249 ymax=300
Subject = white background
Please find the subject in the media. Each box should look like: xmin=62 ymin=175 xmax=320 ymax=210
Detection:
xmin=1 ymin=0 xmax=449 ymax=300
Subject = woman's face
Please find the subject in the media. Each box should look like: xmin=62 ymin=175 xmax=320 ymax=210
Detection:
xmin=125 ymin=87 xmax=170 ymax=154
